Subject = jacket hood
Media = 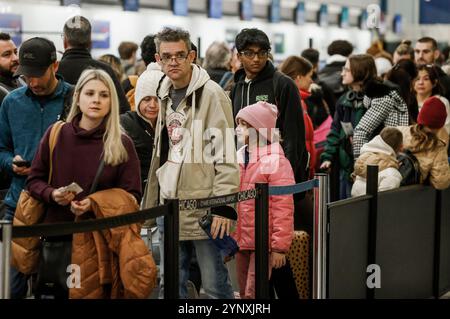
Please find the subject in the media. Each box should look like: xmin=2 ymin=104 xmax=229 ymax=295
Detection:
xmin=234 ymin=61 xmax=276 ymax=84
xmin=326 ymin=54 xmax=347 ymax=65
xmin=157 ymin=64 xmax=210 ymax=100
xmin=360 ymin=135 xmax=397 ymax=157
xmin=135 ymin=63 xmax=164 ymax=126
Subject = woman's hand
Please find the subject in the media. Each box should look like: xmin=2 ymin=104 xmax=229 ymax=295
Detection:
xmin=320 ymin=160 xmax=332 ymax=172
xmin=70 ymin=198 xmax=92 ymax=216
xmin=271 ymin=252 xmax=286 ymax=269
xmin=51 ymin=188 xmax=75 ymax=206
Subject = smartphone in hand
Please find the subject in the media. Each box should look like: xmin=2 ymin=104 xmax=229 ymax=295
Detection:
xmin=13 ymin=160 xmax=31 ymax=167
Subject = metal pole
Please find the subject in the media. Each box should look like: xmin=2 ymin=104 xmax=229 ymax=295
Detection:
xmin=313 ymin=173 xmax=328 ymax=299
xmin=255 ymin=183 xmax=270 ymax=299
xmin=0 ymin=220 xmax=12 ymax=299
xmin=366 ymin=165 xmax=378 ymax=299
xmin=164 ymin=199 xmax=179 ymax=299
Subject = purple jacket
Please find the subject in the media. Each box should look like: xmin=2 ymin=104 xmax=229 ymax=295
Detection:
xmin=26 ymin=114 xmax=141 ymax=223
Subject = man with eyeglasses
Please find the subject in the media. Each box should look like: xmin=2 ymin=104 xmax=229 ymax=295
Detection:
xmin=143 ymin=27 xmax=239 ymax=299
xmin=230 ymin=28 xmax=308 ymax=299
xmin=414 ymin=37 xmax=450 ymax=102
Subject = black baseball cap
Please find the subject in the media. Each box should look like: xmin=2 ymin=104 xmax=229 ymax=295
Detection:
xmin=14 ymin=37 xmax=57 ymax=77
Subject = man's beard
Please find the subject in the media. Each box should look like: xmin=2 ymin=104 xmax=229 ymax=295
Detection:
xmin=0 ymin=65 xmax=14 ymax=78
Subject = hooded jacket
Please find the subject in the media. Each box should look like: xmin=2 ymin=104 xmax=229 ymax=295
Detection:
xmin=397 ymin=126 xmax=450 ymax=190
xmin=230 ymin=61 xmax=308 ymax=185
xmin=353 ymin=80 xmax=410 ymax=158
xmin=351 ymin=135 xmax=402 ymax=197
xmin=234 ymin=143 xmax=294 ymax=252
xmin=143 ymin=64 xmax=239 ymax=240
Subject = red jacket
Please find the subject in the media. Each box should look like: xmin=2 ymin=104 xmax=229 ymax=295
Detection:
xmin=300 ymin=90 xmax=316 ymax=178
xmin=234 ymin=143 xmax=294 ymax=252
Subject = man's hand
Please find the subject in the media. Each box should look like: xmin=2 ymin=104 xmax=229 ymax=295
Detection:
xmin=70 ymin=198 xmax=92 ymax=216
xmin=12 ymin=155 xmax=31 ymax=176
xmin=271 ymin=252 xmax=286 ymax=269
xmin=52 ymin=188 xmax=76 ymax=206
xmin=210 ymin=216 xmax=231 ymax=239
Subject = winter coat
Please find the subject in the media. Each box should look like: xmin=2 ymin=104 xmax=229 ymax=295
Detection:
xmin=351 ymin=135 xmax=402 ymax=197
xmin=143 ymin=64 xmax=239 ymax=240
xmin=230 ymin=61 xmax=309 ymax=186
xmin=234 ymin=143 xmax=294 ymax=252
xmin=58 ymin=48 xmax=130 ymax=114
xmin=397 ymin=126 xmax=450 ymax=190
xmin=300 ymin=89 xmax=316 ymax=177
xmin=0 ymin=79 xmax=72 ymax=209
xmin=320 ymin=90 xmax=366 ymax=180
xmin=71 ymin=188 xmax=156 ymax=299
xmin=206 ymin=67 xmax=228 ymax=84
xmin=11 ymin=188 xmax=156 ymax=299
xmin=353 ymin=80 xmax=409 ymax=158
xmin=318 ymin=55 xmax=347 ymax=99
xmin=120 ymin=111 xmax=154 ymax=189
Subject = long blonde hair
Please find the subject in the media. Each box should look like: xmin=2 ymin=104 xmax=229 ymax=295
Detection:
xmin=67 ymin=69 xmax=128 ymax=166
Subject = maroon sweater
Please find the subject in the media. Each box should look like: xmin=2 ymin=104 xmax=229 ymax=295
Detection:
xmin=26 ymin=114 xmax=142 ymax=223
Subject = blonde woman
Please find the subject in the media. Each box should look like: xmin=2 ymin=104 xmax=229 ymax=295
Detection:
xmin=25 ymin=69 xmax=149 ymax=299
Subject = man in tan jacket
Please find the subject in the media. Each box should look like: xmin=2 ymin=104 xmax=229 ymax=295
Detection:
xmin=143 ymin=27 xmax=239 ymax=299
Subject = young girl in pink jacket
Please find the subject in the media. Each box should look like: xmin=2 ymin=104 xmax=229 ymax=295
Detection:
xmin=233 ymin=101 xmax=295 ymax=299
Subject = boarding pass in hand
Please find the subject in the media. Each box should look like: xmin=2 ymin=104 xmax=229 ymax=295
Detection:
xmin=61 ymin=182 xmax=83 ymax=195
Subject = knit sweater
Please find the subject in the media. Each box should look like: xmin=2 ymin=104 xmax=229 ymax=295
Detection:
xmin=26 ymin=114 xmax=142 ymax=223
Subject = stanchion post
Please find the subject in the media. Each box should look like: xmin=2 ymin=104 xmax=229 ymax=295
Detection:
xmin=366 ymin=165 xmax=378 ymax=299
xmin=255 ymin=183 xmax=270 ymax=299
xmin=313 ymin=173 xmax=328 ymax=299
xmin=164 ymin=199 xmax=179 ymax=299
xmin=0 ymin=220 xmax=12 ymax=299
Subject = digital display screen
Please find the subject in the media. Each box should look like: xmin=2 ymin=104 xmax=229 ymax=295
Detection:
xmin=240 ymin=0 xmax=253 ymax=21
xmin=269 ymin=0 xmax=281 ymax=23
xmin=359 ymin=10 xmax=368 ymax=30
xmin=172 ymin=0 xmax=188 ymax=16
xmin=61 ymin=0 xmax=81 ymax=6
xmin=419 ymin=0 xmax=450 ymax=24
xmin=317 ymin=4 xmax=328 ymax=27
xmin=295 ymin=2 xmax=305 ymax=25
xmin=123 ymin=0 xmax=139 ymax=12
xmin=340 ymin=7 xmax=349 ymax=28
xmin=393 ymin=14 xmax=402 ymax=34
xmin=208 ymin=0 xmax=223 ymax=19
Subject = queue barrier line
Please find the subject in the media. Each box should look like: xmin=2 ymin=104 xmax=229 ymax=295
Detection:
xmin=269 ymin=179 xmax=319 ymax=196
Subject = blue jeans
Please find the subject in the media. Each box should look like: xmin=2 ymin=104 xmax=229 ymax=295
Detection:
xmin=339 ymin=169 xmax=353 ymax=200
xmin=179 ymin=239 xmax=234 ymax=299
xmin=2 ymin=206 xmax=29 ymax=299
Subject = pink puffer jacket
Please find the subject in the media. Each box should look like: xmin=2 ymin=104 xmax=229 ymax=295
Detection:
xmin=234 ymin=143 xmax=295 ymax=253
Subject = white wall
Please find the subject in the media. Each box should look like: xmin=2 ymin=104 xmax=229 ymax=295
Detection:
xmin=0 ymin=0 xmax=372 ymax=63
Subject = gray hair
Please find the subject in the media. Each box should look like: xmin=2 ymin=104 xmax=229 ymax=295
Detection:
xmin=202 ymin=41 xmax=231 ymax=70
xmin=63 ymin=15 xmax=91 ymax=49
xmin=154 ymin=27 xmax=191 ymax=53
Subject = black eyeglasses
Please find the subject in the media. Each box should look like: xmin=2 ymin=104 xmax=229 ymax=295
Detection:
xmin=239 ymin=50 xmax=269 ymax=59
xmin=159 ymin=52 xmax=189 ymax=64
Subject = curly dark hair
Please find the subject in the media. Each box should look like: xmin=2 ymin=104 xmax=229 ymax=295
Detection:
xmin=327 ymin=40 xmax=353 ymax=57
xmin=140 ymin=34 xmax=156 ymax=66
xmin=235 ymin=28 xmax=270 ymax=53
xmin=154 ymin=27 xmax=191 ymax=53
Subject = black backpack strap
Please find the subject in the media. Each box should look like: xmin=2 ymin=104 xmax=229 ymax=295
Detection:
xmin=89 ymin=160 xmax=105 ymax=194
xmin=60 ymin=85 xmax=75 ymax=121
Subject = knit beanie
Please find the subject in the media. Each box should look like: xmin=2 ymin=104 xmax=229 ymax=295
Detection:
xmin=417 ymin=96 xmax=447 ymax=129
xmin=235 ymin=101 xmax=278 ymax=142
xmin=134 ymin=62 xmax=165 ymax=110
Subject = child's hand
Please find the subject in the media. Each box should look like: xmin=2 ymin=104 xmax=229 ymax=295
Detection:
xmin=271 ymin=252 xmax=286 ymax=269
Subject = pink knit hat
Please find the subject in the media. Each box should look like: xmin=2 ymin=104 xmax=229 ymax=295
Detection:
xmin=235 ymin=101 xmax=278 ymax=142
xmin=417 ymin=96 xmax=447 ymax=129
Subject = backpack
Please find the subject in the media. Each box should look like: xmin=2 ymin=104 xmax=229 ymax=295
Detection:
xmin=397 ymin=150 xmax=421 ymax=186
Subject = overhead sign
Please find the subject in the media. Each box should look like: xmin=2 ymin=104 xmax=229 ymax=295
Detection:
xmin=123 ymin=0 xmax=139 ymax=12
xmin=91 ymin=20 xmax=110 ymax=49
xmin=317 ymin=4 xmax=328 ymax=27
xmin=0 ymin=14 xmax=22 ymax=46
xmin=240 ymin=0 xmax=253 ymax=21
xmin=172 ymin=0 xmax=188 ymax=16
xmin=295 ymin=2 xmax=305 ymax=25
xmin=269 ymin=0 xmax=281 ymax=23
xmin=208 ymin=0 xmax=223 ymax=19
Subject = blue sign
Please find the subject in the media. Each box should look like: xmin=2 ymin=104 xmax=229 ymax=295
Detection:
xmin=173 ymin=0 xmax=188 ymax=16
xmin=123 ymin=0 xmax=139 ymax=12
xmin=359 ymin=10 xmax=368 ymax=30
xmin=208 ymin=0 xmax=222 ymax=19
xmin=340 ymin=7 xmax=349 ymax=28
xmin=295 ymin=2 xmax=305 ymax=25
xmin=240 ymin=0 xmax=252 ymax=21
xmin=393 ymin=14 xmax=402 ymax=34
xmin=0 ymin=14 xmax=22 ymax=46
xmin=317 ymin=4 xmax=328 ymax=27
xmin=269 ymin=0 xmax=281 ymax=23
xmin=91 ymin=20 xmax=110 ymax=49
xmin=419 ymin=0 xmax=450 ymax=24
